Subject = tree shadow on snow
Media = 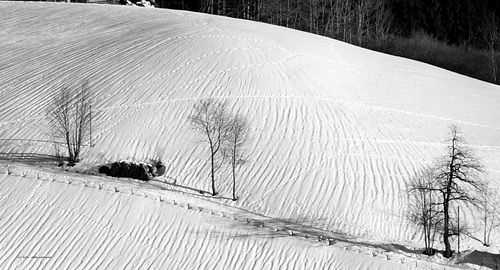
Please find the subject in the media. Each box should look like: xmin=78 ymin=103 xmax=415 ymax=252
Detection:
xmin=0 ymin=152 xmax=60 ymax=166
xmin=212 ymin=215 xmax=360 ymax=244
xmin=198 ymin=213 xmax=445 ymax=258
xmin=189 ymin=216 xmax=328 ymax=241
xmin=189 ymin=226 xmax=291 ymax=241
xmin=457 ymin=250 xmax=500 ymax=270
xmin=149 ymin=176 xmax=235 ymax=201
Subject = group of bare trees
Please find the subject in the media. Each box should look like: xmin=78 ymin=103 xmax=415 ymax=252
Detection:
xmin=472 ymin=181 xmax=500 ymax=247
xmin=44 ymin=82 xmax=497 ymax=253
xmin=485 ymin=11 xmax=499 ymax=84
xmin=45 ymin=83 xmax=249 ymax=200
xmin=46 ymin=81 xmax=95 ymax=166
xmin=247 ymin=0 xmax=395 ymax=46
xmin=154 ymin=0 xmax=395 ymax=46
xmin=189 ymin=98 xmax=249 ymax=200
xmin=407 ymin=166 xmax=441 ymax=255
xmin=406 ymin=126 xmax=499 ymax=258
xmin=159 ymin=0 xmax=498 ymax=52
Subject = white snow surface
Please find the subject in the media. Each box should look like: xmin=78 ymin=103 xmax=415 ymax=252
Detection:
xmin=0 ymin=2 xmax=500 ymax=269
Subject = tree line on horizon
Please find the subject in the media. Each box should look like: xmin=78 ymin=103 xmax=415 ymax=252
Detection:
xmin=155 ymin=0 xmax=500 ymax=49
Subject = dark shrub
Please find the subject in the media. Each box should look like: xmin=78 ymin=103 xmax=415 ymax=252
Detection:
xmin=109 ymin=162 xmax=121 ymax=177
xmin=98 ymin=166 xmax=110 ymax=175
xmin=102 ymin=161 xmax=153 ymax=181
xmin=138 ymin=163 xmax=151 ymax=180
xmin=119 ymin=162 xmax=130 ymax=177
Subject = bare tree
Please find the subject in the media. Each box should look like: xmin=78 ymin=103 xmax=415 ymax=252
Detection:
xmin=434 ymin=125 xmax=484 ymax=258
xmin=485 ymin=11 xmax=499 ymax=84
xmin=406 ymin=166 xmax=442 ymax=255
xmin=407 ymin=126 xmax=485 ymax=258
xmin=355 ymin=0 xmax=368 ymax=46
xmin=46 ymin=81 xmax=94 ymax=166
xmin=189 ymin=98 xmax=231 ymax=196
xmin=468 ymin=183 xmax=500 ymax=247
xmin=372 ymin=0 xmax=395 ymax=46
xmin=225 ymin=114 xmax=250 ymax=201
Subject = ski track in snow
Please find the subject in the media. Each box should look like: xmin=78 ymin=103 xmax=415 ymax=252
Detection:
xmin=0 ymin=2 xmax=499 ymax=269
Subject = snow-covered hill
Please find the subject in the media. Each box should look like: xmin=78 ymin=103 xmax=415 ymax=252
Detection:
xmin=0 ymin=165 xmax=432 ymax=270
xmin=0 ymin=2 xmax=499 ymax=269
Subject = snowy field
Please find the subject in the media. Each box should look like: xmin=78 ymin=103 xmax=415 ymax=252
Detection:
xmin=0 ymin=2 xmax=499 ymax=269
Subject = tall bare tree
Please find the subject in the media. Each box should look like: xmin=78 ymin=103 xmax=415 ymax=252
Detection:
xmin=225 ymin=114 xmax=250 ymax=201
xmin=406 ymin=166 xmax=442 ymax=255
xmin=46 ymin=81 xmax=94 ymax=166
xmin=485 ymin=11 xmax=499 ymax=84
xmin=407 ymin=126 xmax=485 ymax=257
xmin=189 ymin=98 xmax=231 ymax=196
xmin=372 ymin=0 xmax=395 ymax=46
xmin=434 ymin=125 xmax=484 ymax=257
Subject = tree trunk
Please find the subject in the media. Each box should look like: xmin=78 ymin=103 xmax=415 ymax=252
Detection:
xmin=488 ymin=12 xmax=497 ymax=84
xmin=491 ymin=44 xmax=497 ymax=84
xmin=422 ymin=190 xmax=429 ymax=254
xmin=443 ymin=196 xmax=452 ymax=257
xmin=357 ymin=1 xmax=362 ymax=46
xmin=210 ymin=143 xmax=216 ymax=196
xmin=443 ymin=137 xmax=457 ymax=258
xmin=342 ymin=0 xmax=347 ymax=42
xmin=65 ymin=131 xmax=74 ymax=164
xmin=232 ymin=156 xmax=236 ymax=200
xmin=286 ymin=0 xmax=290 ymax=27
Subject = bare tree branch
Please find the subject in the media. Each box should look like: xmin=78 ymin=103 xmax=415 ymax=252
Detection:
xmin=189 ymin=98 xmax=232 ymax=196
xmin=225 ymin=113 xmax=250 ymax=201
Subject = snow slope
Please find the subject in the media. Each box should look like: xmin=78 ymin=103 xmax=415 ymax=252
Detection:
xmin=0 ymin=165 xmax=439 ymax=270
xmin=0 ymin=2 xmax=499 ymax=269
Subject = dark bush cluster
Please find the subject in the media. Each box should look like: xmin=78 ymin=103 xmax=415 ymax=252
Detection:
xmin=99 ymin=161 xmax=164 ymax=181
